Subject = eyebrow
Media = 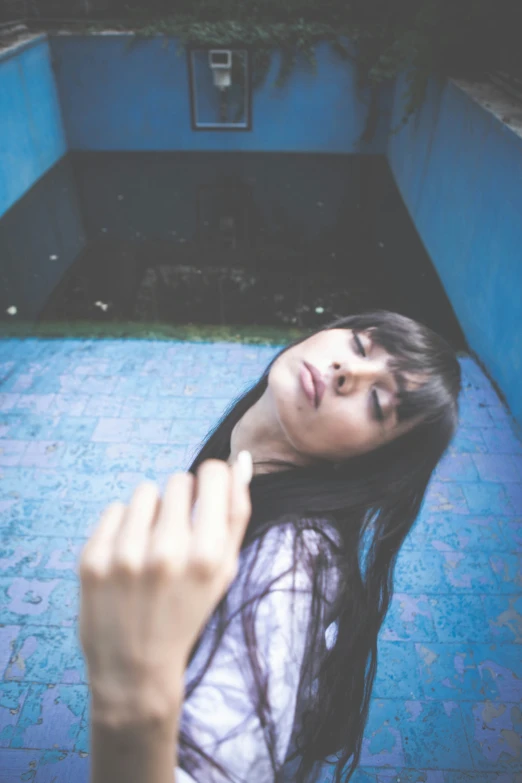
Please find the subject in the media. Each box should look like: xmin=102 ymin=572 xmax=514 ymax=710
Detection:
xmin=392 ymin=370 xmax=407 ymax=395
xmin=381 ymin=356 xmax=405 ymax=398
xmin=384 ymin=364 xmax=406 ymax=425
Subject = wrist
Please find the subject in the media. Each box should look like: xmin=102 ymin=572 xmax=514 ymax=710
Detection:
xmin=90 ymin=699 xmax=182 ymax=783
xmin=90 ymin=685 xmax=184 ymax=735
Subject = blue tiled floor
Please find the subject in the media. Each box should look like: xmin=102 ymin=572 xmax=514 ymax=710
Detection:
xmin=0 ymin=338 xmax=521 ymax=782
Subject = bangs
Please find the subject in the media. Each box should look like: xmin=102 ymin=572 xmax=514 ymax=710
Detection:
xmin=386 ymin=357 xmax=451 ymax=425
xmin=326 ymin=310 xmax=461 ymax=427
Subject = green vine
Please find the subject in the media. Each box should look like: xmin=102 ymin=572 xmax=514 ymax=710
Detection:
xmin=116 ymin=20 xmax=344 ymax=95
xmin=28 ymin=0 xmax=522 ymax=137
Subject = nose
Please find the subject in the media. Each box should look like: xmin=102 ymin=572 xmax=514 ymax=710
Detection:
xmin=332 ymin=355 xmax=385 ymax=394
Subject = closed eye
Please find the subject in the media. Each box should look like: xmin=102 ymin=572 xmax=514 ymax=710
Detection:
xmin=353 ymin=332 xmax=366 ymax=357
xmin=372 ymin=389 xmax=384 ymax=422
xmin=353 ymin=331 xmax=390 ymax=424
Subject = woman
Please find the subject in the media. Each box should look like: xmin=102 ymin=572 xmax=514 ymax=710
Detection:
xmin=79 ymin=310 xmax=461 ymax=783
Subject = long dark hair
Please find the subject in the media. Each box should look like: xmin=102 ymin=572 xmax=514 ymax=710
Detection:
xmin=179 ymin=311 xmax=461 ymax=783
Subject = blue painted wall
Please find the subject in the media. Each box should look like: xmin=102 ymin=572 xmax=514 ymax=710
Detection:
xmin=50 ymin=35 xmax=389 ymax=154
xmin=388 ymin=74 xmax=522 ymax=425
xmin=0 ymin=36 xmax=67 ymax=218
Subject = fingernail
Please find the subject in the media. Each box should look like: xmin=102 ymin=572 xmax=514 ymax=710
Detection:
xmin=236 ymin=450 xmax=253 ymax=485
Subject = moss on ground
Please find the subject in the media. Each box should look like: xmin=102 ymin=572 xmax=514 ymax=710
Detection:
xmin=0 ymin=320 xmax=310 ymax=345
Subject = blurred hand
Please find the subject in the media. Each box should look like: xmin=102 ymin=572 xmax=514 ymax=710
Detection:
xmin=77 ymin=452 xmax=253 ymax=729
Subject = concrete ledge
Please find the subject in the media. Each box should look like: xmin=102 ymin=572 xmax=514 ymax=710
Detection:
xmin=452 ymin=77 xmax=522 ymax=141
xmin=0 ymin=32 xmax=47 ymax=63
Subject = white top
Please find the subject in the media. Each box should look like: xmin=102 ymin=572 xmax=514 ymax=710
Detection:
xmin=175 ymin=521 xmax=342 ymax=783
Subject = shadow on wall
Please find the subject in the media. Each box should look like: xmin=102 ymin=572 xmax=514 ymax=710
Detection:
xmin=0 ymin=156 xmax=86 ymax=320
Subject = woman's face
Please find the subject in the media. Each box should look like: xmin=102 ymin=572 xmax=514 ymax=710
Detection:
xmin=268 ymin=328 xmax=422 ymax=462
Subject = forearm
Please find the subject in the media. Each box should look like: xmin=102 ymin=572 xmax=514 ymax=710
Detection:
xmin=90 ymin=698 xmax=182 ymax=783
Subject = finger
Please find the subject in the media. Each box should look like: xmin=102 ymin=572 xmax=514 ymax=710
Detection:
xmin=113 ymin=482 xmax=161 ymax=573
xmin=147 ymin=472 xmax=195 ymax=572
xmin=228 ymin=451 xmax=253 ymax=555
xmin=191 ymin=460 xmax=231 ymax=575
xmin=78 ymin=501 xmax=125 ymax=580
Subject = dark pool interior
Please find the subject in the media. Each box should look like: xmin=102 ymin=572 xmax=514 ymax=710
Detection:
xmin=0 ymin=152 xmax=466 ymax=348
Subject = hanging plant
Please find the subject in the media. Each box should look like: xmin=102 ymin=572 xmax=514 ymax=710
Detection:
xmin=24 ymin=0 xmax=522 ymax=137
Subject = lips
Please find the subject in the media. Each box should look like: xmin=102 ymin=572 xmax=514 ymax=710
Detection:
xmin=302 ymin=361 xmax=325 ymax=407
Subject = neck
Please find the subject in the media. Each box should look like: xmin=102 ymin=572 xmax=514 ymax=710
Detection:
xmin=228 ymin=389 xmax=313 ymax=475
